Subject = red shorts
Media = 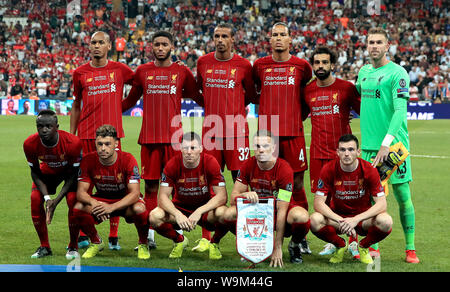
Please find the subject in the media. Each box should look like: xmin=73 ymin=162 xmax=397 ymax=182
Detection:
xmin=93 ymin=196 xmax=145 ymax=223
xmin=203 ymin=136 xmax=249 ymax=171
xmin=81 ymin=139 xmax=122 ymax=156
xmin=141 ymin=143 xmax=179 ymax=180
xmin=276 ymin=136 xmax=308 ymax=173
xmin=309 ymin=157 xmax=334 ymax=193
xmin=31 ymin=174 xmax=77 ymax=194
xmin=173 ymin=203 xmax=215 ymax=231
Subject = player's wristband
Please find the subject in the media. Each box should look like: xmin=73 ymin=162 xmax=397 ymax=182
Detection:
xmin=44 ymin=195 xmax=51 ymax=202
xmin=381 ymin=134 xmax=395 ymax=147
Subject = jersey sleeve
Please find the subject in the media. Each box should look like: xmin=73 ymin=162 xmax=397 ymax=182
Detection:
xmin=205 ymin=155 xmax=226 ymax=187
xmin=121 ymin=63 xmax=135 ymax=85
xmin=276 ymin=161 xmax=294 ymax=202
xmin=316 ymin=162 xmax=334 ymax=197
xmin=242 ymin=60 xmax=257 ymax=105
xmin=236 ymin=159 xmax=252 ymax=186
xmin=160 ymin=156 xmax=178 ymax=188
xmin=366 ymin=164 xmax=385 ymax=198
xmin=301 ymin=61 xmax=313 ymax=87
xmin=78 ymin=155 xmax=93 ymax=184
xmin=182 ymin=66 xmax=202 ymax=105
xmin=348 ymin=83 xmax=361 ymax=115
xmin=23 ymin=137 xmax=39 ymax=168
xmin=124 ymin=153 xmax=140 ymax=184
xmin=387 ymin=68 xmax=409 ymax=137
xmin=65 ymin=135 xmax=82 ymax=168
xmin=72 ymin=70 xmax=82 ymax=100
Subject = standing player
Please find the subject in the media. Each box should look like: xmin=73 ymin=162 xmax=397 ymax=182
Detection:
xmin=70 ymin=31 xmax=134 ymax=250
xmin=252 ymin=22 xmax=312 ymax=260
xmin=149 ymin=132 xmax=228 ymax=260
xmin=72 ymin=125 xmax=150 ymax=260
xmin=303 ymin=46 xmax=361 ymax=258
xmin=121 ymin=30 xmax=200 ymax=249
xmin=195 ymin=23 xmax=256 ymax=252
xmin=310 ymin=134 xmax=392 ymax=264
xmin=223 ymin=130 xmax=308 ymax=267
xmin=23 ymin=110 xmax=82 ymax=259
xmin=356 ymin=27 xmax=419 ymax=263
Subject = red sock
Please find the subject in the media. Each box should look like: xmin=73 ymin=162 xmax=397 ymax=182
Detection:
xmin=144 ymin=191 xmax=158 ymax=212
xmin=133 ymin=210 xmax=150 ymax=244
xmin=359 ymin=226 xmax=392 ymax=248
xmin=30 ymin=190 xmax=50 ymax=248
xmin=155 ymin=222 xmax=183 ymax=243
xmin=202 ymin=228 xmax=211 ymax=241
xmin=291 ymin=220 xmax=311 ymax=243
xmin=144 ymin=192 xmax=158 ymax=232
xmin=210 ymin=223 xmax=228 ymax=244
xmin=109 ymin=216 xmax=120 ymax=238
xmin=73 ymin=209 xmax=101 ymax=244
xmin=66 ymin=192 xmax=79 ymax=249
xmin=224 ymin=219 xmax=236 ymax=235
xmin=312 ymin=225 xmax=346 ymax=248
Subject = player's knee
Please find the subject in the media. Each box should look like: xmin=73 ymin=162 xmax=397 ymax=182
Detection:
xmin=132 ymin=201 xmax=146 ymax=215
xmin=223 ymin=206 xmax=237 ymax=222
xmin=287 ymin=207 xmax=309 ymax=224
xmin=310 ymin=212 xmax=325 ymax=232
xmin=149 ymin=207 xmax=164 ymax=228
xmin=375 ymin=213 xmax=393 ymax=232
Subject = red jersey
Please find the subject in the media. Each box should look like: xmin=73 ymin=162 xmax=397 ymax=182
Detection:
xmin=304 ymin=78 xmax=361 ymax=159
xmin=72 ymin=61 xmax=134 ymax=139
xmin=129 ymin=62 xmax=199 ymax=144
xmin=316 ymin=158 xmax=384 ymax=217
xmin=237 ymin=156 xmax=294 ymax=201
xmin=23 ymin=130 xmax=82 ymax=176
xmin=253 ymin=55 xmax=312 ymax=137
xmin=196 ymin=52 xmax=256 ymax=138
xmin=161 ymin=153 xmax=226 ymax=210
xmin=78 ymin=150 xmax=140 ymax=200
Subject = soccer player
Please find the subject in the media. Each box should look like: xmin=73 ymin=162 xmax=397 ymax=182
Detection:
xmin=356 ymin=27 xmax=419 ymax=263
xmin=23 ymin=110 xmax=82 ymax=259
xmin=72 ymin=125 xmax=150 ymax=260
xmin=121 ymin=30 xmax=201 ymax=249
xmin=149 ymin=132 xmax=228 ymax=260
xmin=223 ymin=130 xmax=310 ymax=267
xmin=303 ymin=46 xmax=361 ymax=257
xmin=310 ymin=134 xmax=392 ymax=264
xmin=252 ymin=22 xmax=312 ymax=260
xmin=70 ymin=31 xmax=134 ymax=250
xmin=195 ymin=22 xmax=256 ymax=252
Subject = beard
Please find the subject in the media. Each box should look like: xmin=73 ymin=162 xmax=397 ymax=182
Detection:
xmin=315 ymin=69 xmax=331 ymax=80
xmin=154 ymin=50 xmax=171 ymax=62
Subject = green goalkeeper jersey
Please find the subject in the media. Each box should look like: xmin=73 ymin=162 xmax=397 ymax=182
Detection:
xmin=356 ymin=61 xmax=410 ymax=151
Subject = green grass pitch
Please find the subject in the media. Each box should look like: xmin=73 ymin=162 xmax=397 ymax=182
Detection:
xmin=0 ymin=115 xmax=449 ymax=272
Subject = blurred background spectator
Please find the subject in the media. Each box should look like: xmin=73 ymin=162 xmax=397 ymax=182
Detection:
xmin=0 ymin=0 xmax=447 ymax=103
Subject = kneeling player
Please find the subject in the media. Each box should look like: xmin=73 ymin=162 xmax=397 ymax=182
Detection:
xmin=23 ymin=110 xmax=82 ymax=259
xmin=310 ymin=134 xmax=393 ymax=264
xmin=223 ymin=130 xmax=310 ymax=267
xmin=149 ymin=132 xmax=228 ymax=260
xmin=73 ymin=125 xmax=150 ymax=260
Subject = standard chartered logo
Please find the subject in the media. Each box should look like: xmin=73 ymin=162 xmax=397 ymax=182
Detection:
xmin=110 ymin=83 xmax=116 ymax=92
xmin=288 ymin=76 xmax=295 ymax=85
xmin=228 ymin=80 xmax=235 ymax=89
xmin=170 ymin=85 xmax=177 ymax=94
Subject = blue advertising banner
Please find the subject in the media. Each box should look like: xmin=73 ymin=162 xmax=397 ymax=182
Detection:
xmin=2 ymin=99 xmax=450 ymax=120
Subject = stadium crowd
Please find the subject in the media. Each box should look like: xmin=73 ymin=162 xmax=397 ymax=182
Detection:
xmin=0 ymin=0 xmax=448 ymax=103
